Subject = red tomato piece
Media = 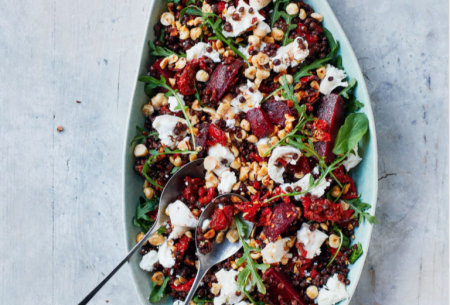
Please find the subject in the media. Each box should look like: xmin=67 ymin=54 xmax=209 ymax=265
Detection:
xmin=171 ymin=278 xmax=195 ymax=292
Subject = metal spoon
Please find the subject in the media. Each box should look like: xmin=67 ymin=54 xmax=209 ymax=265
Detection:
xmin=183 ymin=194 xmax=254 ymax=305
xmin=78 ymin=158 xmax=206 ymax=305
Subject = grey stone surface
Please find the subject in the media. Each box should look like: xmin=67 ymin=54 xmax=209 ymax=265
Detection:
xmin=0 ymin=0 xmax=447 ymax=304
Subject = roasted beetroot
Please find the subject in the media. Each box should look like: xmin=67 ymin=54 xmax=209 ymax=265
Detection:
xmin=151 ymin=58 xmax=175 ymax=81
xmin=246 ymin=107 xmax=274 ymax=138
xmin=177 ymin=62 xmax=197 ymax=95
xmin=313 ymin=93 xmax=345 ymax=163
xmin=263 ymin=202 xmax=299 ymax=241
xmin=261 ymin=99 xmax=292 ymax=127
xmin=205 ymin=59 xmax=244 ymax=102
xmin=263 ymin=268 xmax=306 ymax=305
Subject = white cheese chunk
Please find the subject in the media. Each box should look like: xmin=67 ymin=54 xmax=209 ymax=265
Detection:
xmin=168 ymin=93 xmax=185 ymax=112
xmin=231 ymin=80 xmax=264 ymax=113
xmin=297 ymin=223 xmax=328 ymax=259
xmin=214 ymin=269 xmax=245 ymax=305
xmin=280 ymin=173 xmax=330 ymax=200
xmin=268 ymin=146 xmax=302 ymax=184
xmin=168 ymin=226 xmax=189 ymax=240
xmin=272 ymin=38 xmax=309 ymax=73
xmin=168 ymin=200 xmax=198 ymax=227
xmin=316 ymin=274 xmax=349 ymax=305
xmin=343 ymin=145 xmax=362 ymax=171
xmin=139 ymin=250 xmax=159 ymax=272
xmin=249 ymin=0 xmax=271 ymax=10
xmin=225 ymin=119 xmax=236 ymax=128
xmin=319 ymin=64 xmax=348 ymax=96
xmin=208 ymin=144 xmax=235 ymax=176
xmin=218 ymin=170 xmax=237 ymax=194
xmin=223 ymin=2 xmax=265 ymax=37
xmin=186 ymin=42 xmax=221 ymax=62
xmin=261 ymin=237 xmax=291 ymax=264
xmin=152 ymin=115 xmax=188 ymax=149
xmin=256 ymin=21 xmax=271 ymax=33
xmin=201 ymin=219 xmax=211 ymax=231
xmin=158 ymin=238 xmax=176 ymax=268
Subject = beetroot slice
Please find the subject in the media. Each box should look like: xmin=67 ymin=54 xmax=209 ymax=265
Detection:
xmin=263 ymin=268 xmax=306 ymax=305
xmin=313 ymin=93 xmax=345 ymax=163
xmin=263 ymin=202 xmax=299 ymax=241
xmin=178 ymin=62 xmax=197 ymax=95
xmin=246 ymin=107 xmax=274 ymax=138
xmin=205 ymin=59 xmax=244 ymax=101
xmin=261 ymin=99 xmax=292 ymax=127
xmin=152 ymin=59 xmax=175 ymax=81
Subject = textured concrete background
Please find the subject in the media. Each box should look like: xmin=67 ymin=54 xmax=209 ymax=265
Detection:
xmin=0 ymin=0 xmax=448 ymax=304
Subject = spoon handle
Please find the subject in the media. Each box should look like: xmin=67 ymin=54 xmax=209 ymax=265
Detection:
xmin=183 ymin=261 xmax=211 ymax=305
xmin=78 ymin=223 xmax=160 ymax=305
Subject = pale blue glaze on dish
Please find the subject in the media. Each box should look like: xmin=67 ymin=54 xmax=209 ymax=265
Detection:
xmin=122 ymin=0 xmax=378 ymax=304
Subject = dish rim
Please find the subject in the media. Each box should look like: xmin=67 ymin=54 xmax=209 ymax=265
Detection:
xmin=121 ymin=0 xmax=378 ymax=304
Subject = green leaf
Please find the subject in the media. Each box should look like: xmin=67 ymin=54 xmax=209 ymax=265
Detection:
xmin=193 ymin=295 xmax=213 ymax=303
xmin=327 ymin=226 xmax=343 ymax=267
xmin=345 ymin=196 xmax=379 ymax=224
xmin=271 ymin=0 xmax=289 ymax=27
xmin=339 ymin=78 xmax=357 ymax=99
xmin=149 ymin=276 xmax=170 ymax=303
xmin=130 ymin=127 xmax=158 ymax=147
xmin=134 ymin=196 xmax=159 ymax=232
xmin=349 ymin=242 xmax=363 ymax=263
xmin=170 ymin=166 xmax=180 ymax=174
xmin=148 ymin=40 xmax=186 ymax=58
xmin=156 ymin=225 xmax=167 ymax=235
xmin=345 ymin=98 xmax=364 ymax=114
xmin=159 ymin=29 xmax=165 ymax=43
xmin=335 ymin=55 xmax=343 ymax=70
xmin=323 ymin=27 xmax=339 ymax=60
xmin=333 ymin=113 xmax=369 ymax=155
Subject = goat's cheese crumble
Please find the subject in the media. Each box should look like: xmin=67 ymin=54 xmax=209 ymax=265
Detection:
xmin=297 ymin=223 xmax=328 ymax=259
xmin=223 ymin=1 xmax=265 ymax=37
xmin=343 ymin=145 xmax=362 ymax=171
xmin=186 ymin=42 xmax=221 ymax=62
xmin=168 ymin=93 xmax=185 ymax=112
xmin=261 ymin=237 xmax=291 ymax=264
xmin=218 ymin=170 xmax=237 ymax=194
xmin=139 ymin=250 xmax=159 ymax=272
xmin=152 ymin=115 xmax=188 ymax=149
xmin=271 ymin=38 xmax=309 ymax=73
xmin=281 ymin=173 xmax=330 ymax=199
xmin=231 ymin=80 xmax=264 ymax=113
xmin=214 ymin=269 xmax=245 ymax=305
xmin=319 ymin=64 xmax=348 ymax=95
xmin=168 ymin=200 xmax=198 ymax=227
xmin=158 ymin=238 xmax=176 ymax=268
xmin=268 ymin=146 xmax=302 ymax=184
xmin=208 ymin=144 xmax=235 ymax=176
xmin=316 ymin=274 xmax=349 ymax=305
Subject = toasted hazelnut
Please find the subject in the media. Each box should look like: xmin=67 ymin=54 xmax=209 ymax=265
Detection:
xmin=316 ymin=66 xmax=326 ymax=79
xmin=226 ymin=229 xmax=239 ymax=243
xmin=279 ymin=74 xmax=294 ymax=85
xmin=256 ymin=68 xmax=270 ymax=80
xmin=205 ymin=171 xmax=219 ymax=188
xmin=134 ymin=144 xmax=149 ymax=157
xmin=144 ymin=187 xmax=155 ymax=200
xmin=179 ymin=25 xmax=190 ymax=40
xmin=320 ymin=223 xmax=329 ymax=231
xmin=247 ymin=135 xmax=258 ymax=144
xmin=286 ymin=236 xmax=297 ymax=248
xmin=264 ymin=36 xmax=275 ymax=44
xmin=306 ymin=286 xmax=319 ymax=299
xmin=250 ymin=252 xmax=262 ymax=259
xmin=231 ymin=145 xmax=239 ymax=157
xmin=168 ymin=54 xmax=178 ymax=64
xmin=136 ymin=232 xmax=145 ymax=243
xmin=142 ymin=103 xmax=154 ymax=117
xmin=196 ymin=69 xmax=210 ymax=82
xmin=204 ymin=229 xmax=216 ymax=239
xmin=193 ymin=17 xmax=204 ymax=26
xmin=311 ymin=12 xmax=324 ymax=22
xmin=149 ymin=234 xmax=165 ymax=246
xmin=329 ymin=234 xmax=340 ymax=248
xmin=211 ymin=283 xmax=222 ymax=296
xmin=271 ymin=28 xmax=284 ymax=41
xmin=310 ymin=80 xmax=320 ymax=90
xmin=159 ymin=57 xmax=169 ymax=69
xmin=160 ymin=12 xmax=174 ymax=26
xmin=248 ymin=35 xmax=261 ymax=46
xmin=253 ymin=52 xmax=270 ymax=66
xmin=230 ymin=157 xmax=241 ymax=170
xmin=190 ymin=27 xmax=202 ymax=40
xmin=299 ymin=8 xmax=307 ymax=20
xmin=240 ymin=119 xmax=251 ymax=131
xmin=343 ymin=183 xmax=351 ymax=194
xmin=340 ymin=200 xmax=350 ymax=211
xmin=165 ymin=206 xmax=170 ymax=216
xmin=331 ymin=185 xmax=341 ymax=197
xmin=215 ymin=231 xmax=225 ymax=244
xmin=204 ymin=156 xmax=218 ymax=171
xmin=216 ymin=40 xmax=224 ymax=49
xmin=253 ymin=28 xmax=267 ymax=38
xmin=221 ymin=93 xmax=234 ymax=104
xmin=175 ymin=57 xmax=187 ymax=70
xmin=202 ymin=3 xmax=212 ymax=13
xmin=244 ymin=66 xmax=257 ymax=80
xmin=270 ymin=136 xmax=280 ymax=146
xmin=224 ymin=50 xmax=236 ymax=58
xmin=286 ymin=3 xmax=299 ymax=15
xmin=151 ymin=93 xmax=168 ymax=110
xmin=152 ymin=271 xmax=165 ymax=286
xmin=239 ymin=166 xmax=250 ymax=181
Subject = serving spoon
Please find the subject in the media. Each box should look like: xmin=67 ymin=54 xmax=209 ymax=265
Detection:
xmin=78 ymin=158 xmax=206 ymax=305
xmin=183 ymin=194 xmax=254 ymax=305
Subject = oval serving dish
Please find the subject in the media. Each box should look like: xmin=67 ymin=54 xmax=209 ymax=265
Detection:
xmin=122 ymin=0 xmax=378 ymax=304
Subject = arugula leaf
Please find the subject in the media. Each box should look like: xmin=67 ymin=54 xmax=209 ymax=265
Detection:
xmin=349 ymin=242 xmax=363 ymax=263
xmin=345 ymin=196 xmax=379 ymax=224
xmin=159 ymin=29 xmax=165 ymax=43
xmin=193 ymin=295 xmax=213 ymax=303
xmin=235 ymin=216 xmax=270 ymax=294
xmin=271 ymin=0 xmax=289 ymax=27
xmin=327 ymin=226 xmax=343 ymax=267
xmin=345 ymin=97 xmax=364 ymax=114
xmin=339 ymin=78 xmax=357 ymax=99
xmin=138 ymin=75 xmax=197 ymax=150
xmin=130 ymin=126 xmax=158 ymax=146
xmin=133 ymin=196 xmax=159 ymax=232
xmin=335 ymin=55 xmax=343 ymax=70
xmin=279 ymin=74 xmax=301 ymax=112
xmin=279 ymin=9 xmax=298 ymax=46
xmin=333 ymin=113 xmax=369 ymax=155
xmin=244 ymin=289 xmax=265 ymax=305
xmin=156 ymin=225 xmax=167 ymax=235
xmin=148 ymin=41 xmax=186 ymax=58
xmin=170 ymin=166 xmax=180 ymax=174
xmin=323 ymin=27 xmax=339 ymax=61
xmin=149 ymin=276 xmax=170 ymax=303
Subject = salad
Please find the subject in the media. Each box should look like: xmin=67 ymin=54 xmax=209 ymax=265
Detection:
xmin=132 ymin=0 xmax=377 ymax=304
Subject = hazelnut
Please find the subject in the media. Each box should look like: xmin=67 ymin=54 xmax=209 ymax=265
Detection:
xmin=306 ymin=286 xmax=319 ymax=299
xmin=271 ymin=28 xmax=284 ymax=41
xmin=226 ymin=229 xmax=239 ymax=243
xmin=248 ymin=35 xmax=261 ymax=46
xmin=190 ymin=27 xmax=202 ymax=40
xmin=240 ymin=119 xmax=251 ymax=131
xmin=286 ymin=3 xmax=299 ymax=15
xmin=247 ymin=135 xmax=258 ymax=143
xmin=253 ymin=28 xmax=267 ymax=38
xmin=136 ymin=232 xmax=145 ymax=243
xmin=244 ymin=66 xmax=257 ymax=80
xmin=134 ymin=144 xmax=149 ymax=157
xmin=256 ymin=68 xmax=270 ymax=80
xmin=316 ymin=66 xmax=326 ymax=79
xmin=160 ymin=12 xmax=174 ymax=26
xmin=175 ymin=57 xmax=187 ymax=70
xmin=204 ymin=229 xmax=216 ymax=239
xmin=144 ymin=187 xmax=155 ymax=200
xmin=211 ymin=283 xmax=222 ymax=296
xmin=329 ymin=234 xmax=340 ymax=248
xmin=151 ymin=271 xmax=165 ymax=286
xmin=149 ymin=234 xmax=165 ymax=246
xmin=215 ymin=231 xmax=225 ymax=244
xmin=179 ymin=25 xmax=190 ymax=40
xmin=159 ymin=57 xmax=169 ymax=69
xmin=151 ymin=93 xmax=168 ymax=110
xmin=204 ymin=156 xmax=218 ymax=171
xmin=299 ymin=8 xmax=307 ymax=20
xmin=202 ymin=3 xmax=212 ymax=13
xmin=331 ymin=185 xmax=341 ymax=197
xmin=311 ymin=12 xmax=324 ymax=22
xmin=196 ymin=69 xmax=210 ymax=82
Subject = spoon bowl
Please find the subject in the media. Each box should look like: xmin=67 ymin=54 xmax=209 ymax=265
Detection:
xmin=183 ymin=193 xmax=254 ymax=305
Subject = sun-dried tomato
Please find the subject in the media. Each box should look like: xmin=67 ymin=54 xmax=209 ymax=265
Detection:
xmin=174 ymin=234 xmax=192 ymax=257
xmin=333 ymin=166 xmax=358 ymax=199
xmin=300 ymin=75 xmax=315 ymax=84
xmin=217 ymin=1 xmax=226 ymax=12
xmin=273 ymin=186 xmax=291 ymax=204
xmin=299 ymin=257 xmax=313 ymax=277
xmin=328 ymin=246 xmax=345 ymax=258
xmin=310 ymin=269 xmax=319 ymax=279
xmin=234 ymin=201 xmax=262 ymax=222
xmin=313 ymin=119 xmax=329 ymax=132
xmin=177 ymin=62 xmax=197 ymax=95
xmin=182 ymin=177 xmax=204 ymax=201
xmin=257 ymin=207 xmax=272 ymax=226
xmin=198 ymin=187 xmax=216 ymax=206
xmin=171 ymin=277 xmax=195 ymax=292
xmin=314 ymin=129 xmax=331 ymax=142
xmin=210 ymin=206 xmax=233 ymax=231
xmin=206 ymin=124 xmax=227 ymax=147
xmin=302 ymin=197 xmax=344 ymax=222
xmin=250 ymin=152 xmax=266 ymax=163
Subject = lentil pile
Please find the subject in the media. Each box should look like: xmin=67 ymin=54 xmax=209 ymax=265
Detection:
xmin=132 ymin=0 xmax=377 ymax=304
